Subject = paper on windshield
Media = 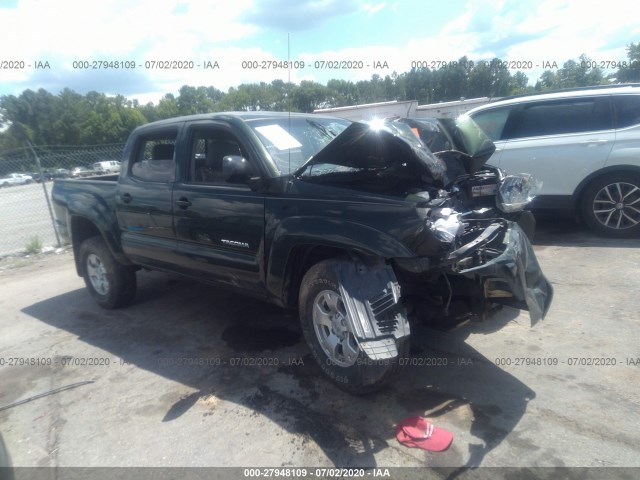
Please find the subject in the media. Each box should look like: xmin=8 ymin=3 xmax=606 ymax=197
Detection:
xmin=255 ymin=125 xmax=303 ymax=150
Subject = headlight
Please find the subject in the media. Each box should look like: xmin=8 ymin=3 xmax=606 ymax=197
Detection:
xmin=497 ymin=174 xmax=542 ymax=213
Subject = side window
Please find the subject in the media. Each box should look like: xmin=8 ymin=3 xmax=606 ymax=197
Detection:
xmin=509 ymin=97 xmax=612 ymax=139
xmin=188 ymin=129 xmax=254 ymax=185
xmin=613 ymin=95 xmax=640 ymax=128
xmin=470 ymin=107 xmax=512 ymax=142
xmin=131 ymin=133 xmax=177 ymax=182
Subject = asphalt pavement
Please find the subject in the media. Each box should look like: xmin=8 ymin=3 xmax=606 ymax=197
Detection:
xmin=0 ymin=218 xmax=638 ymax=479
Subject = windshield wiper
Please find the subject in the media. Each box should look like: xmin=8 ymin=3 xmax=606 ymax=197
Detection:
xmin=306 ymin=119 xmax=337 ymax=140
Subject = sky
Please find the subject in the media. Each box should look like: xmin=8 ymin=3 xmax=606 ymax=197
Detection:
xmin=0 ymin=0 xmax=638 ymax=105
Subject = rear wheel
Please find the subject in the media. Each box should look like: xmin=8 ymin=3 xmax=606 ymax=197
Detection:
xmin=78 ymin=236 xmax=137 ymax=309
xmin=299 ymin=259 xmax=408 ymax=394
xmin=581 ymin=173 xmax=640 ymax=237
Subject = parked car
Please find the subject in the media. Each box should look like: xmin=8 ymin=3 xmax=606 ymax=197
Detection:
xmin=44 ymin=168 xmax=71 ymax=180
xmin=93 ymin=160 xmax=121 ymax=174
xmin=465 ymin=84 xmax=640 ymax=237
xmin=71 ymin=166 xmax=94 ymax=178
xmin=52 ymin=112 xmax=552 ymax=393
xmin=0 ymin=173 xmax=33 ymax=187
xmin=28 ymin=171 xmax=45 ymax=183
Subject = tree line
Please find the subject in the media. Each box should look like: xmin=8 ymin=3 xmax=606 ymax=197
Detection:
xmin=1 ymin=43 xmax=638 ymax=150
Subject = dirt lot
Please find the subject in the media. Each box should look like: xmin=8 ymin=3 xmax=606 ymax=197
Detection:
xmin=0 ymin=218 xmax=639 ymax=478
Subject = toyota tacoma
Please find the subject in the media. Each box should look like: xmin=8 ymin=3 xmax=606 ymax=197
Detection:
xmin=52 ymin=112 xmax=553 ymax=393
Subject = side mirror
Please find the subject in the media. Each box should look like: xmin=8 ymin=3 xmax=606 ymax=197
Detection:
xmin=222 ymin=155 xmax=252 ymax=183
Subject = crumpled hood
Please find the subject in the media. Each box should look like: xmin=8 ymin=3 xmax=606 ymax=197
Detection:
xmin=294 ymin=121 xmax=452 ymax=185
xmin=295 ymin=119 xmax=495 ymax=187
xmin=399 ymin=116 xmax=496 ymax=175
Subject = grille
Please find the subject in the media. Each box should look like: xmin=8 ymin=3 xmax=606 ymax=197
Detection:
xmin=368 ymin=289 xmax=399 ymax=334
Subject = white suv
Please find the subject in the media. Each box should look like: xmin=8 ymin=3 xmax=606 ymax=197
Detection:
xmin=465 ymin=85 xmax=640 ymax=237
xmin=93 ymin=160 xmax=121 ymax=174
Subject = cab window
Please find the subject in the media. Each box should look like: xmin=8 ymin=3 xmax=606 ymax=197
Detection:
xmin=187 ymin=129 xmax=255 ymax=185
xmin=131 ymin=132 xmax=177 ymax=182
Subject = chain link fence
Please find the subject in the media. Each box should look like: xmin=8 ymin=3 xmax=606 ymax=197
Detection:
xmin=0 ymin=144 xmax=125 ymax=256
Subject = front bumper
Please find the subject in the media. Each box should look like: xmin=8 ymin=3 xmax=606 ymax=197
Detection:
xmin=456 ymin=222 xmax=553 ymax=325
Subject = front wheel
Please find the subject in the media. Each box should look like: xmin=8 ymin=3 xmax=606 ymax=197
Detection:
xmin=78 ymin=236 xmax=137 ymax=309
xmin=299 ymin=259 xmax=408 ymax=394
xmin=581 ymin=173 xmax=640 ymax=237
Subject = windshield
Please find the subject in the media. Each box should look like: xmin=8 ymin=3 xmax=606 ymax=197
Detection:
xmin=247 ymin=117 xmax=350 ymax=175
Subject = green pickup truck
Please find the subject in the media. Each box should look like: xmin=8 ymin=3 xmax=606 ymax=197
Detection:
xmin=52 ymin=112 xmax=553 ymax=393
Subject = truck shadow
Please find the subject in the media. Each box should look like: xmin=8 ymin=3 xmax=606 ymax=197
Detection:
xmin=21 ymin=271 xmax=535 ymax=471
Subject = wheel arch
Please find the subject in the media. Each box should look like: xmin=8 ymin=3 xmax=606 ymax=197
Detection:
xmin=572 ymin=165 xmax=640 ymax=215
xmin=265 ymin=218 xmax=414 ymax=308
xmin=280 ymin=244 xmax=378 ymax=308
xmin=70 ymin=216 xmax=130 ymax=276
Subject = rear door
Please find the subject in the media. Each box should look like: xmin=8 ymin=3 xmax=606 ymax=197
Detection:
xmin=116 ymin=126 xmax=181 ymax=269
xmin=609 ymin=94 xmax=640 ymax=167
xmin=172 ymin=121 xmax=266 ymax=294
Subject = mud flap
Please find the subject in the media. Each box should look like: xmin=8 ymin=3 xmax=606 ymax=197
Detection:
xmin=458 ymin=222 xmax=553 ymax=326
xmin=334 ymin=261 xmax=410 ymax=360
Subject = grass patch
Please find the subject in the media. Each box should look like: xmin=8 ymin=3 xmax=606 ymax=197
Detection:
xmin=24 ymin=235 xmax=43 ymax=255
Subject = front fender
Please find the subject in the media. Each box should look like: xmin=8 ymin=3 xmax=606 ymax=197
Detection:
xmin=265 ymin=217 xmax=414 ymax=304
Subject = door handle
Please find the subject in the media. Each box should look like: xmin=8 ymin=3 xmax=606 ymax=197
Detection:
xmin=121 ymin=193 xmax=132 ymax=203
xmin=175 ymin=197 xmax=192 ymax=209
xmin=580 ymin=139 xmax=608 ymax=145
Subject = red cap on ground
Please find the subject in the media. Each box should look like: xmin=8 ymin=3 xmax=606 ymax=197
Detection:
xmin=396 ymin=416 xmax=454 ymax=452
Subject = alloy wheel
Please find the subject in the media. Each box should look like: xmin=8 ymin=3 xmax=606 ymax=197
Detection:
xmin=592 ymin=181 xmax=640 ymax=230
xmin=86 ymin=253 xmax=110 ymax=295
xmin=312 ymin=290 xmax=359 ymax=367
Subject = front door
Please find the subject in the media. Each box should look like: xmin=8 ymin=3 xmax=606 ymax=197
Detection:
xmin=172 ymin=124 xmax=266 ymax=295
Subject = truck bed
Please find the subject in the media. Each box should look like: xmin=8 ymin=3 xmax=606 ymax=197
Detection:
xmin=51 ymin=177 xmax=120 ymax=248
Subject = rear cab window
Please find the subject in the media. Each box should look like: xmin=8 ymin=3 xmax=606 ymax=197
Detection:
xmin=130 ymin=131 xmax=178 ymax=183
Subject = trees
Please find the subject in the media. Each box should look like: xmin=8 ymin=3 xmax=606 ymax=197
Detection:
xmin=1 ymin=42 xmax=638 ymax=148
xmin=289 ymin=80 xmax=329 ymax=112
xmin=535 ymin=55 xmax=606 ymax=91
xmin=0 ymin=89 xmax=147 ymax=147
xmin=615 ymin=42 xmax=640 ymax=82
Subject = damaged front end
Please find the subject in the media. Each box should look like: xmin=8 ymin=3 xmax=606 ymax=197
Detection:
xmin=296 ymin=115 xmax=553 ymax=331
xmin=458 ymin=221 xmax=553 ymax=325
xmin=333 ymin=260 xmax=411 ymax=361
xmin=396 ymin=219 xmax=553 ymax=327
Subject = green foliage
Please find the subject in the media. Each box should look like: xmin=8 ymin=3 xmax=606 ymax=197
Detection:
xmin=0 ymin=43 xmax=637 ymax=149
xmin=535 ymin=55 xmax=606 ymax=91
xmin=24 ymin=235 xmax=43 ymax=255
xmin=616 ymin=42 xmax=640 ymax=82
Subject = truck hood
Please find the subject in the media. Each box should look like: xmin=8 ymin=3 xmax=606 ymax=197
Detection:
xmin=294 ymin=118 xmax=495 ymax=187
xmin=397 ymin=116 xmax=496 ymax=174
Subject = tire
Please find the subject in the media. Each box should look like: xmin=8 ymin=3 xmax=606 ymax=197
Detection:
xmin=581 ymin=173 xmax=640 ymax=238
xmin=299 ymin=259 xmax=409 ymax=394
xmin=78 ymin=236 xmax=137 ymax=309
